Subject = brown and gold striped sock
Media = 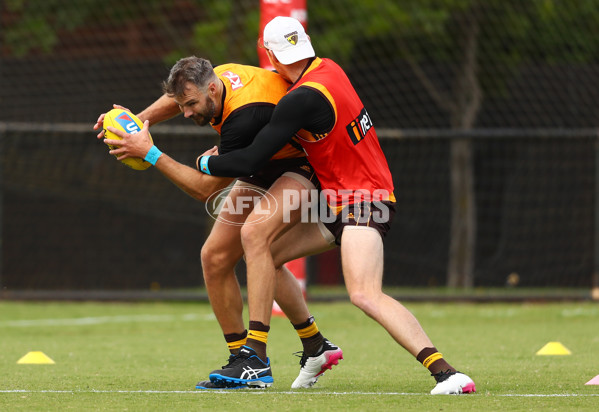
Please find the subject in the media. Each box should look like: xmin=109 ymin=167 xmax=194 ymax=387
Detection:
xmin=292 ymin=316 xmax=325 ymax=356
xmin=247 ymin=320 xmax=270 ymax=362
xmin=416 ymin=347 xmax=457 ymax=375
xmin=224 ymin=330 xmax=247 ymax=355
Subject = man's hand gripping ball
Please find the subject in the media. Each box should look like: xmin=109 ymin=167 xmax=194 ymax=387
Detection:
xmin=102 ymin=109 xmax=154 ymax=170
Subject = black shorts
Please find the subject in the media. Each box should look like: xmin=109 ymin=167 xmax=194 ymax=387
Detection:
xmin=237 ymin=157 xmax=319 ymax=190
xmin=323 ymin=201 xmax=396 ymax=245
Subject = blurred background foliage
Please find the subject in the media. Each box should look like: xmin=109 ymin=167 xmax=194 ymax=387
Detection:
xmin=3 ymin=0 xmax=598 ymax=129
xmin=1 ymin=1 xmax=598 ymax=290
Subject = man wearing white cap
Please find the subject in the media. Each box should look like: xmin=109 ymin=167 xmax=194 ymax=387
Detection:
xmin=199 ymin=16 xmax=476 ymax=394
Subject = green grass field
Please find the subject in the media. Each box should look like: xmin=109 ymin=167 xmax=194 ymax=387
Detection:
xmin=1 ymin=299 xmax=598 ymax=411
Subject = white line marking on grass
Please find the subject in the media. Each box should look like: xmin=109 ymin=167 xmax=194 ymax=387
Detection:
xmin=0 ymin=313 xmax=215 ymax=327
xmin=498 ymin=393 xmax=599 ymax=397
xmin=1 ymin=390 xmax=598 ymax=397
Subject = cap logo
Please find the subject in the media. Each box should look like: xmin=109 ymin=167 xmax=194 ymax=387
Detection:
xmin=285 ymin=31 xmax=299 ymax=45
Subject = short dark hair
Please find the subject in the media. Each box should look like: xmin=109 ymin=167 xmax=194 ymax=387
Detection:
xmin=162 ymin=56 xmax=217 ymax=97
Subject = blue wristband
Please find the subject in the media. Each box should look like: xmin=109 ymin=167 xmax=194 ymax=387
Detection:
xmin=199 ymin=155 xmax=212 ymax=175
xmin=144 ymin=145 xmax=162 ymax=166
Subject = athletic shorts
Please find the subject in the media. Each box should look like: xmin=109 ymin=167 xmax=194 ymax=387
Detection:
xmin=237 ymin=157 xmax=319 ymax=190
xmin=323 ymin=201 xmax=396 ymax=245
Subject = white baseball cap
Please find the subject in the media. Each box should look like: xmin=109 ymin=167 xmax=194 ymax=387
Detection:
xmin=263 ymin=16 xmax=315 ymax=64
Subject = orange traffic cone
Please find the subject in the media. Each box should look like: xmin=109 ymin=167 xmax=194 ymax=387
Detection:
xmin=272 ymin=257 xmax=307 ymax=317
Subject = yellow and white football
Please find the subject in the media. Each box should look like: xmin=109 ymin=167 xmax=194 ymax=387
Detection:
xmin=103 ymin=109 xmax=153 ymax=170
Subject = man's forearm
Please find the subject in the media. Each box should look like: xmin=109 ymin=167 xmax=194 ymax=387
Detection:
xmin=137 ymin=94 xmax=181 ymax=126
xmin=155 ymin=153 xmax=233 ymax=202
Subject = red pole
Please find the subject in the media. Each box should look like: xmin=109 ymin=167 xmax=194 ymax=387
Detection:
xmin=258 ymin=0 xmax=308 ymax=70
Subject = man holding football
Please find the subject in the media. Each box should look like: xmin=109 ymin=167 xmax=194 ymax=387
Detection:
xmin=100 ymin=16 xmax=476 ymax=394
xmin=95 ymin=56 xmax=342 ymax=389
xmin=191 ymin=16 xmax=476 ymax=395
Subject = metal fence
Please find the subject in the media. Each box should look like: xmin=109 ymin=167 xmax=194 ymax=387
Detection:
xmin=1 ymin=0 xmax=599 ymax=294
xmin=1 ymin=124 xmax=597 ymax=292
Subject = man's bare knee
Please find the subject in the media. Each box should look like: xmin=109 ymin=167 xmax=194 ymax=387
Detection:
xmin=201 ymin=243 xmax=237 ymax=281
xmin=240 ymin=223 xmax=270 ymax=252
xmin=348 ymin=290 xmax=380 ymax=319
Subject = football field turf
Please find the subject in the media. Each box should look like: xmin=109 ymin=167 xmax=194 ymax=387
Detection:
xmin=1 ymin=299 xmax=598 ymax=411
